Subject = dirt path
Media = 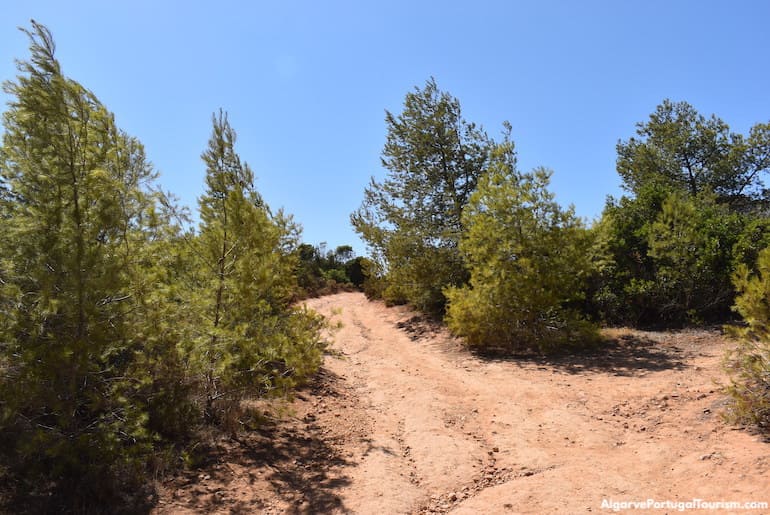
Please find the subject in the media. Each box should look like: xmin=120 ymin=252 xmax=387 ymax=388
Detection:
xmin=157 ymin=292 xmax=769 ymax=514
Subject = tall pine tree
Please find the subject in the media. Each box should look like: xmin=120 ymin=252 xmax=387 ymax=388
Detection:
xmin=0 ymin=21 xmax=181 ymax=505
xmin=192 ymin=111 xmax=324 ymax=426
xmin=351 ymin=78 xmax=492 ymax=314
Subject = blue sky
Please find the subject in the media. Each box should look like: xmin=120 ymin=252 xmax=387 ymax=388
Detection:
xmin=3 ymin=1 xmax=770 ymax=256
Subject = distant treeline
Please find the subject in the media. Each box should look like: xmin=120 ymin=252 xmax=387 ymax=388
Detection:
xmin=295 ymin=243 xmax=369 ymax=298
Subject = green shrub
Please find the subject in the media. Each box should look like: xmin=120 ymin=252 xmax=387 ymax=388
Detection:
xmin=725 ymin=246 xmax=770 ymax=432
xmin=647 ymin=191 xmax=742 ymax=324
xmin=345 ymin=256 xmax=367 ymax=287
xmin=591 ymin=188 xmax=747 ymax=326
xmin=445 ymin=144 xmax=600 ymax=353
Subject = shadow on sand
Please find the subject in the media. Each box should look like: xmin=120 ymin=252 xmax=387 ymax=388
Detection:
xmin=162 ymin=369 xmax=356 ymax=515
xmin=472 ymin=332 xmax=690 ymax=377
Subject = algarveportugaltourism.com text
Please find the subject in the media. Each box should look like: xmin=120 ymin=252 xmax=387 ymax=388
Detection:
xmin=601 ymin=498 xmax=769 ymax=512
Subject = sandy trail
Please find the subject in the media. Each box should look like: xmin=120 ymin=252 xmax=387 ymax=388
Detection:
xmin=158 ymin=292 xmax=769 ymax=514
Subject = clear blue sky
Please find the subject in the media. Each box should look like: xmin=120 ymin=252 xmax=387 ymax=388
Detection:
xmin=3 ymin=1 xmax=770 ymax=256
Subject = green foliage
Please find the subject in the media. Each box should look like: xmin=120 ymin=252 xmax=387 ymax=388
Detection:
xmin=0 ymin=22 xmax=189 ymax=507
xmin=591 ymin=99 xmax=770 ymax=327
xmin=617 ymin=99 xmax=770 ymax=204
xmin=295 ymin=243 xmax=325 ymax=293
xmin=0 ymin=24 xmax=326 ymax=510
xmin=725 ymin=247 xmax=770 ymax=432
xmin=344 ymin=256 xmax=367 ymax=287
xmin=588 ymin=185 xmax=667 ymax=325
xmin=732 ymin=217 xmax=770 ymax=272
xmin=294 ymin=242 xmax=363 ymax=297
xmin=352 ymin=78 xmax=492 ymax=315
xmin=445 ymin=143 xmax=599 ymax=353
xmin=191 ymin=110 xmax=325 ymax=425
xmin=123 ymin=212 xmax=199 ymax=442
xmin=592 ymin=190 xmax=745 ymax=325
xmin=647 ymin=191 xmax=742 ymax=324
xmin=359 ymin=256 xmax=386 ymax=300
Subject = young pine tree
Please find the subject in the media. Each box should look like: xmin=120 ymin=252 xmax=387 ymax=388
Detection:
xmin=192 ymin=111 xmax=325 ymax=427
xmin=725 ymin=247 xmax=770 ymax=432
xmin=445 ymin=142 xmax=598 ymax=353
xmin=0 ymin=22 xmax=186 ymax=505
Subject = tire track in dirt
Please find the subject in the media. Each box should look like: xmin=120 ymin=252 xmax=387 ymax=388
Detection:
xmin=309 ymin=294 xmax=571 ymax=511
xmin=309 ymin=293 xmax=493 ymax=513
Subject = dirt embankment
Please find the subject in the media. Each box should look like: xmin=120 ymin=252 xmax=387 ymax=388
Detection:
xmin=156 ymin=292 xmax=769 ymax=514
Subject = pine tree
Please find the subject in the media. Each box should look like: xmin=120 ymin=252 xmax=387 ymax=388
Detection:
xmin=0 ymin=21 xmax=179 ymax=504
xmin=617 ymin=99 xmax=770 ymax=205
xmin=725 ymin=247 xmax=770 ymax=432
xmin=192 ymin=111 xmax=324 ymax=426
xmin=592 ymin=100 xmax=770 ymax=326
xmin=351 ymin=78 xmax=492 ymax=314
xmin=445 ymin=142 xmax=598 ymax=353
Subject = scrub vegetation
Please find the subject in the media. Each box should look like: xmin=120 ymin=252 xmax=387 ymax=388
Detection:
xmin=1 ymin=22 xmax=768 ymax=512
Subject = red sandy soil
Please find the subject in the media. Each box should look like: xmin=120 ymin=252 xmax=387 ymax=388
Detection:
xmin=154 ymin=292 xmax=769 ymax=514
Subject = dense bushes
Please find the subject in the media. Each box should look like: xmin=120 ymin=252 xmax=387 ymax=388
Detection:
xmin=590 ymin=100 xmax=770 ymax=326
xmin=591 ymin=188 xmax=749 ymax=326
xmin=353 ymin=83 xmax=770 ymax=342
xmin=647 ymin=192 xmax=742 ymax=323
xmin=0 ymin=23 xmax=325 ymax=510
xmin=445 ymin=143 xmax=599 ymax=353
xmin=353 ymin=82 xmax=770 ymax=434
